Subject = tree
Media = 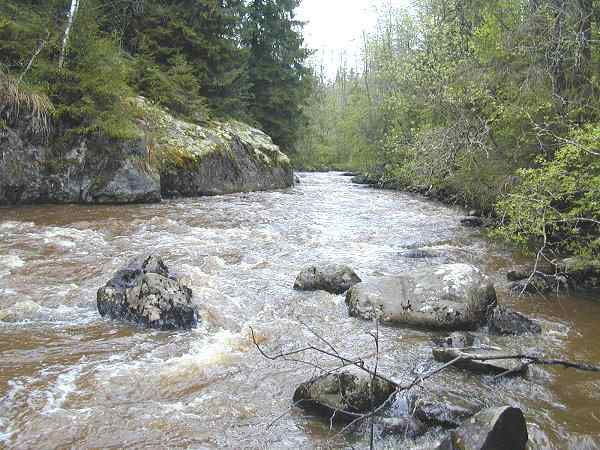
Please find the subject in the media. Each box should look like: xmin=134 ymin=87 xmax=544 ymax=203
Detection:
xmin=244 ymin=0 xmax=312 ymax=152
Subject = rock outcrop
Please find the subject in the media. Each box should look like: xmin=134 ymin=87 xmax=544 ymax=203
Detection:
xmin=345 ymin=264 xmax=497 ymax=330
xmin=294 ymin=264 xmax=361 ymax=294
xmin=437 ymin=406 xmax=528 ymax=450
xmin=0 ymin=124 xmax=161 ymax=205
xmin=0 ymin=99 xmax=293 ymax=205
xmin=97 ymin=254 xmax=199 ymax=330
xmin=141 ymin=99 xmax=293 ymax=198
xmin=293 ymin=368 xmax=396 ymax=419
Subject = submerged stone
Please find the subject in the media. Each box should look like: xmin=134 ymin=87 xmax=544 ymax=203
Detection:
xmin=294 ymin=264 xmax=361 ymax=295
xmin=345 ymin=264 xmax=496 ymax=330
xmin=97 ymin=254 xmax=198 ymax=330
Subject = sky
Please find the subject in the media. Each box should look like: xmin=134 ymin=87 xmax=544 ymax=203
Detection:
xmin=296 ymin=0 xmax=411 ymax=78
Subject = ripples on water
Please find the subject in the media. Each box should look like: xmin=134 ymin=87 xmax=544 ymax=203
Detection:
xmin=0 ymin=173 xmax=599 ymax=449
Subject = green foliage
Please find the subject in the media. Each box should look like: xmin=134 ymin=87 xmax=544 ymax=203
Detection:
xmin=0 ymin=0 xmax=311 ymax=149
xmin=495 ymin=125 xmax=600 ymax=262
xmin=245 ymin=0 xmax=312 ymax=152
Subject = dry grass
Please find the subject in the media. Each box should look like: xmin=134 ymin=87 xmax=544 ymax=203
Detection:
xmin=0 ymin=69 xmax=53 ymax=138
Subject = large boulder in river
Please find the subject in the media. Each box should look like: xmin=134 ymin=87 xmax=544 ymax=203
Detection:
xmin=97 ymin=254 xmax=198 ymax=330
xmin=293 ymin=368 xmax=396 ymax=419
xmin=294 ymin=264 xmax=362 ymax=294
xmin=345 ymin=264 xmax=496 ymax=330
xmin=437 ymin=406 xmax=528 ymax=450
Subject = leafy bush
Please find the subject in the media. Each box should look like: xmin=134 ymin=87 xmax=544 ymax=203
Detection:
xmin=495 ymin=125 xmax=600 ymax=263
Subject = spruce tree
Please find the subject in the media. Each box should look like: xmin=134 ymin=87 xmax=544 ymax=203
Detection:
xmin=244 ymin=0 xmax=311 ymax=152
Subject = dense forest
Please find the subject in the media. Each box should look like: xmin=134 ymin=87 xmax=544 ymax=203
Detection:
xmin=295 ymin=0 xmax=600 ymax=269
xmin=0 ymin=0 xmax=310 ymax=151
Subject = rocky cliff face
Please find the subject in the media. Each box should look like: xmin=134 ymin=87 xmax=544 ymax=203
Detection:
xmin=0 ymin=100 xmax=293 ymax=205
xmin=0 ymin=123 xmax=161 ymax=205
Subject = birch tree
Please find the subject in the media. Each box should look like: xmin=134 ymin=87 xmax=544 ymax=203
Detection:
xmin=59 ymin=0 xmax=80 ymax=69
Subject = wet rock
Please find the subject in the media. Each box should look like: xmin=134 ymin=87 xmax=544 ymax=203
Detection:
xmin=351 ymin=174 xmax=372 ymax=185
xmin=506 ymin=269 xmax=530 ymax=282
xmin=433 ymin=331 xmax=478 ymax=349
xmin=293 ymin=368 xmax=397 ymax=419
xmin=345 ymin=264 xmax=497 ymax=330
xmin=294 ymin=264 xmax=361 ymax=295
xmin=460 ymin=216 xmax=484 ymax=227
xmin=432 ymin=348 xmax=528 ymax=376
xmin=437 ymin=406 xmax=528 ymax=450
xmin=97 ymin=254 xmax=199 ymax=330
xmin=0 ymin=124 xmax=161 ymax=205
xmin=401 ymin=248 xmax=439 ymax=259
xmin=559 ymin=257 xmax=600 ymax=290
xmin=488 ymin=306 xmax=541 ymax=335
xmin=341 ymin=172 xmax=358 ymax=177
xmin=468 ymin=210 xmax=481 ymax=217
xmin=294 ymin=174 xmax=301 ymax=184
xmin=376 ymin=416 xmax=427 ymax=438
xmin=414 ymin=400 xmax=477 ymax=429
xmin=509 ymin=275 xmax=554 ymax=295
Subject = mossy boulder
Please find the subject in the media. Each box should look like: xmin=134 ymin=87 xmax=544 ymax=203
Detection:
xmin=138 ymin=99 xmax=293 ymax=197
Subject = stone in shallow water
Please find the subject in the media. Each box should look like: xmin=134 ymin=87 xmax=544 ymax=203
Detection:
xmin=487 ymin=306 xmax=541 ymax=335
xmin=97 ymin=254 xmax=199 ymax=330
xmin=293 ymin=368 xmax=396 ymax=420
xmin=345 ymin=264 xmax=496 ymax=330
xmin=437 ymin=406 xmax=528 ymax=450
xmin=432 ymin=348 xmax=528 ymax=376
xmin=294 ymin=264 xmax=361 ymax=295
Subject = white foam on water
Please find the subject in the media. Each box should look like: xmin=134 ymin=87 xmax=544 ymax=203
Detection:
xmin=41 ymin=366 xmax=82 ymax=415
xmin=159 ymin=329 xmax=251 ymax=383
xmin=0 ymin=302 xmax=94 ymax=324
xmin=0 ymin=254 xmax=25 ymax=278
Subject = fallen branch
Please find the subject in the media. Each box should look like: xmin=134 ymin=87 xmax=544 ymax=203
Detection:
xmin=250 ymin=325 xmax=600 ymax=445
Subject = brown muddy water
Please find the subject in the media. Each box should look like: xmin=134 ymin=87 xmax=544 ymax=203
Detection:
xmin=0 ymin=172 xmax=599 ymax=449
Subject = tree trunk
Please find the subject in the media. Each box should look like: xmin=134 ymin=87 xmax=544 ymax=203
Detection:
xmin=59 ymin=0 xmax=80 ymax=69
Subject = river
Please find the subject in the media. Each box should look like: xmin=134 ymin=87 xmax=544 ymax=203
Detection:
xmin=0 ymin=172 xmax=599 ymax=449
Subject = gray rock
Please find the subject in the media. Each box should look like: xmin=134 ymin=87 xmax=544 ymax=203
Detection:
xmin=433 ymin=331 xmax=478 ymax=349
xmin=509 ymin=276 xmax=554 ymax=295
xmin=294 ymin=264 xmax=361 ymax=295
xmin=488 ymin=306 xmax=541 ymax=335
xmin=97 ymin=254 xmax=199 ymax=330
xmin=0 ymin=125 xmax=161 ymax=205
xmin=375 ymin=416 xmax=427 ymax=438
xmin=437 ymin=406 xmax=528 ymax=450
xmin=147 ymin=103 xmax=293 ymax=198
xmin=432 ymin=348 xmax=528 ymax=376
xmin=293 ymin=368 xmax=397 ymax=419
xmin=460 ymin=216 xmax=484 ymax=227
xmin=468 ymin=210 xmax=481 ymax=217
xmin=559 ymin=257 xmax=600 ymax=290
xmin=401 ymin=248 xmax=439 ymax=259
xmin=345 ymin=264 xmax=497 ymax=330
xmin=506 ymin=269 xmax=529 ymax=282
xmin=414 ymin=400 xmax=477 ymax=429
xmin=294 ymin=174 xmax=301 ymax=184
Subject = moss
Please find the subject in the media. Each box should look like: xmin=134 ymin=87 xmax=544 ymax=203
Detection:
xmin=133 ymin=97 xmax=290 ymax=173
xmin=42 ymin=158 xmax=80 ymax=174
